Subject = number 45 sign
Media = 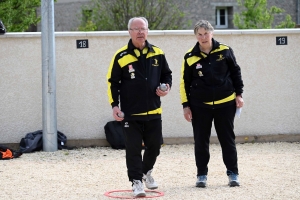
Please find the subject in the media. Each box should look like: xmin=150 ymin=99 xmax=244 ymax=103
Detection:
xmin=76 ymin=39 xmax=89 ymax=49
xmin=276 ymin=36 xmax=287 ymax=45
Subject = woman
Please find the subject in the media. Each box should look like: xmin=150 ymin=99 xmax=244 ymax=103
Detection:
xmin=180 ymin=20 xmax=244 ymax=187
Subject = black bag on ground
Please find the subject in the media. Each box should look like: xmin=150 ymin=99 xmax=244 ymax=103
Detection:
xmin=0 ymin=145 xmax=22 ymax=159
xmin=19 ymin=130 xmax=70 ymax=153
xmin=0 ymin=19 xmax=6 ymax=34
xmin=104 ymin=121 xmax=125 ymax=149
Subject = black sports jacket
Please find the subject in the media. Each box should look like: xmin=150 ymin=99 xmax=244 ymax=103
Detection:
xmin=107 ymin=39 xmax=172 ymax=120
xmin=180 ymin=38 xmax=244 ymax=109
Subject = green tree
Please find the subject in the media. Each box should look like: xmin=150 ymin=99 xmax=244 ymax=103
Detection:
xmin=78 ymin=0 xmax=190 ymax=31
xmin=275 ymin=14 xmax=295 ymax=28
xmin=233 ymin=0 xmax=296 ymax=29
xmin=0 ymin=0 xmax=42 ymax=32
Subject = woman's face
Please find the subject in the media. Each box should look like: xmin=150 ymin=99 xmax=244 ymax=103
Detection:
xmin=195 ymin=27 xmax=213 ymax=49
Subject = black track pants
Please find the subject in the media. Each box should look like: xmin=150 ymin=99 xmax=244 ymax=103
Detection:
xmin=121 ymin=119 xmax=162 ymax=181
xmin=191 ymin=104 xmax=238 ymax=176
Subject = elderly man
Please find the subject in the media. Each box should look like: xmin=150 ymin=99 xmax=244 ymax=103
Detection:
xmin=107 ymin=17 xmax=172 ymax=197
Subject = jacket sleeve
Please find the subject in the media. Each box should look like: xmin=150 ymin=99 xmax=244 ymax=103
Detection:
xmin=180 ymin=57 xmax=192 ymax=108
xmin=160 ymin=54 xmax=172 ymax=88
xmin=227 ymin=47 xmax=244 ymax=96
xmin=107 ymin=53 xmax=122 ymax=108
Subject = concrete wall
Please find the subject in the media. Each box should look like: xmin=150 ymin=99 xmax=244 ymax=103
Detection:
xmin=1 ymin=29 xmax=300 ymax=147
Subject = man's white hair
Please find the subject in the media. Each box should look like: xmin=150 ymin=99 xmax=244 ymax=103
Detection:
xmin=128 ymin=17 xmax=149 ymax=30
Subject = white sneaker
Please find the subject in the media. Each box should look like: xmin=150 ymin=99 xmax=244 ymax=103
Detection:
xmin=143 ymin=169 xmax=158 ymax=189
xmin=132 ymin=180 xmax=146 ymax=197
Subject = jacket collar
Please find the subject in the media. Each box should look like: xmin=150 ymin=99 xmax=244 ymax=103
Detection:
xmin=128 ymin=39 xmax=155 ymax=53
xmin=192 ymin=38 xmax=220 ymax=54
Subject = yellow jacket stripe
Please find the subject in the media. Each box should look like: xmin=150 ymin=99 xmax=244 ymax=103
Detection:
xmin=180 ymin=59 xmax=188 ymax=104
xmin=204 ymin=93 xmax=236 ymax=105
xmin=107 ymin=45 xmax=128 ymax=105
xmin=132 ymin=108 xmax=162 ymax=115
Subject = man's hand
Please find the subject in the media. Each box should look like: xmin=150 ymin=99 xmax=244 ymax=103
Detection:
xmin=156 ymin=83 xmax=170 ymax=97
xmin=113 ymin=106 xmax=124 ymax=121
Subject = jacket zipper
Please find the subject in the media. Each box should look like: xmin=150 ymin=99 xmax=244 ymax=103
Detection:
xmin=208 ymin=53 xmax=215 ymax=108
xmin=139 ymin=49 xmax=149 ymax=120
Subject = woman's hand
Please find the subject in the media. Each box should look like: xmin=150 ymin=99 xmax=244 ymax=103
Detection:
xmin=183 ymin=107 xmax=192 ymax=122
xmin=236 ymin=95 xmax=244 ymax=108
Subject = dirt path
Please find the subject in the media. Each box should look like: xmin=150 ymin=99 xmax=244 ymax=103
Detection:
xmin=1 ymin=142 xmax=299 ymax=200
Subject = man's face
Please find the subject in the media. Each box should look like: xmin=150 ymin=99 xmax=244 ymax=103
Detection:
xmin=129 ymin=18 xmax=148 ymax=47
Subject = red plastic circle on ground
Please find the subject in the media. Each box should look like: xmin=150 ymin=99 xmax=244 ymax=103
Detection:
xmin=104 ymin=189 xmax=164 ymax=199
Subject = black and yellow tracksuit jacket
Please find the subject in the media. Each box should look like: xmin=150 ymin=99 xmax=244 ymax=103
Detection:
xmin=180 ymin=38 xmax=244 ymax=109
xmin=107 ymin=39 xmax=172 ymax=120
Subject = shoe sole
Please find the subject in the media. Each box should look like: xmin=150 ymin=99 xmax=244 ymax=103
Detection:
xmin=146 ymin=186 xmax=158 ymax=190
xmin=229 ymin=181 xmax=240 ymax=187
xmin=134 ymin=193 xmax=146 ymax=197
xmin=144 ymin=181 xmax=158 ymax=190
xmin=196 ymin=182 xmax=206 ymax=188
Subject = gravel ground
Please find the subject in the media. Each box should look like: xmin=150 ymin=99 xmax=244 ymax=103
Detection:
xmin=1 ymin=142 xmax=299 ymax=200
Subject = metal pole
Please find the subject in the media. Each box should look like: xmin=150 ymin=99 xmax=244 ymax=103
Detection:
xmin=41 ymin=0 xmax=57 ymax=152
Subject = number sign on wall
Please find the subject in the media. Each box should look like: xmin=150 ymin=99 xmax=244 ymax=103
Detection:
xmin=276 ymin=36 xmax=287 ymax=45
xmin=76 ymin=39 xmax=89 ymax=49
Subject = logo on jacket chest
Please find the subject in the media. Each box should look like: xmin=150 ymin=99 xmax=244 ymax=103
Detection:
xmin=152 ymin=58 xmax=159 ymax=66
xmin=128 ymin=64 xmax=135 ymax=79
xmin=216 ymin=54 xmax=224 ymax=61
xmin=130 ymin=73 xmax=135 ymax=79
xmin=196 ymin=63 xmax=202 ymax=69
xmin=128 ymin=64 xmax=135 ymax=73
xmin=198 ymin=71 xmax=203 ymax=77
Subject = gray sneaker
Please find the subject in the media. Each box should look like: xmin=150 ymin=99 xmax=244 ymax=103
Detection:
xmin=228 ymin=173 xmax=240 ymax=187
xmin=196 ymin=175 xmax=207 ymax=187
xmin=132 ymin=180 xmax=146 ymax=197
xmin=143 ymin=169 xmax=158 ymax=189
